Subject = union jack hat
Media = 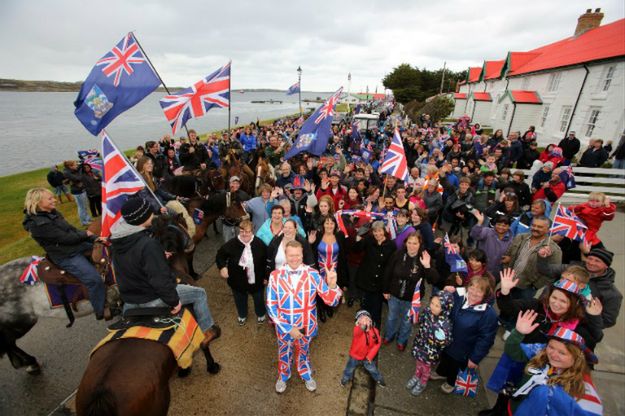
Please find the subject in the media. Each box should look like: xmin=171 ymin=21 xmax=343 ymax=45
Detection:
xmin=552 ymin=279 xmax=582 ymax=296
xmin=547 ymin=326 xmax=598 ymax=365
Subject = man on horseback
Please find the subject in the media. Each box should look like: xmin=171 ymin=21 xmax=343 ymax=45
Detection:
xmin=179 ymin=129 xmax=209 ymax=171
xmin=221 ymin=176 xmax=250 ymax=242
xmin=110 ymin=197 xmax=221 ymax=349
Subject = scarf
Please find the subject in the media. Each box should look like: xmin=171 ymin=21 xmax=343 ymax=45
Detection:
xmin=238 ymin=236 xmax=256 ymax=284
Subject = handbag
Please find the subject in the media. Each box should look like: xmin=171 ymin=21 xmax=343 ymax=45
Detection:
xmin=453 ymin=367 xmax=479 ymax=398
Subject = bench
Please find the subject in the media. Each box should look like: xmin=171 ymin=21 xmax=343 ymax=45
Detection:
xmin=520 ymin=166 xmax=625 ymax=203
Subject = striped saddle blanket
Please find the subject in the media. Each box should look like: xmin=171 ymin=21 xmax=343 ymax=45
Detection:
xmin=91 ymin=309 xmax=203 ymax=369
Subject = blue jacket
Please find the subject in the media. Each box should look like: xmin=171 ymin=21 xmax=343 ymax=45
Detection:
xmin=240 ymin=133 xmax=257 ymax=152
xmin=444 ymin=292 xmax=498 ymax=364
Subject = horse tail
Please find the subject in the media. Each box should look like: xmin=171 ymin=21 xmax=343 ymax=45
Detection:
xmin=82 ymin=386 xmax=118 ymax=416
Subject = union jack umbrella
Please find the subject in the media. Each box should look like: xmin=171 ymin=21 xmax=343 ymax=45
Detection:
xmin=379 ymin=128 xmax=408 ymax=181
xmin=407 ymin=278 xmax=422 ymax=324
xmin=160 ymin=62 xmax=231 ymax=134
xmin=453 ymin=368 xmax=479 ymax=398
xmin=100 ymin=131 xmax=146 ymax=237
xmin=551 ymin=205 xmax=587 ymax=242
xmin=19 ymin=256 xmax=43 ymax=285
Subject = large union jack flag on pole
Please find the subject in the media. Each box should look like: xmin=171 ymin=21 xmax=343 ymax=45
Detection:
xmin=159 ymin=62 xmax=231 ymax=134
xmin=379 ymin=128 xmax=408 ymax=181
xmin=551 ymin=205 xmax=587 ymax=241
xmin=100 ymin=131 xmax=146 ymax=237
xmin=74 ymin=33 xmax=161 ymax=136
xmin=285 ymin=87 xmax=343 ymax=159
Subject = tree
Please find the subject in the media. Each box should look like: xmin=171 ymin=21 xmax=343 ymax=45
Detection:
xmin=409 ymin=96 xmax=455 ymax=123
xmin=383 ymin=64 xmax=467 ymax=104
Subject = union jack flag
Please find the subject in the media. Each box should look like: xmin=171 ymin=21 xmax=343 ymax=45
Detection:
xmin=379 ymin=128 xmax=408 ymax=181
xmin=19 ymin=256 xmax=43 ymax=285
xmin=551 ymin=205 xmax=587 ymax=241
xmin=74 ymin=33 xmax=161 ymax=135
xmin=160 ymin=62 xmax=231 ymax=134
xmin=444 ymin=233 xmax=468 ymax=273
xmin=407 ymin=278 xmax=422 ymax=324
xmin=286 ymin=81 xmax=300 ymax=96
xmin=314 ymin=89 xmax=342 ymax=124
xmin=453 ymin=368 xmax=479 ymax=398
xmin=100 ymin=131 xmax=146 ymax=237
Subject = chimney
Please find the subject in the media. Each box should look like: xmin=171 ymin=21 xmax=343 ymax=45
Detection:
xmin=574 ymin=8 xmax=604 ymax=37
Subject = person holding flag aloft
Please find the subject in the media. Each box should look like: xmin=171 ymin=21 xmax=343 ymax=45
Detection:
xmin=382 ymin=232 xmax=439 ymax=351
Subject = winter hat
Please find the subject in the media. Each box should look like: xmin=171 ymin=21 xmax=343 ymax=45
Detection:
xmin=291 ymin=175 xmax=307 ymax=190
xmin=543 ymin=161 xmax=554 ymax=170
xmin=547 ymin=326 xmax=598 ymax=365
xmin=121 ymin=197 xmax=152 ymax=226
xmin=355 ymin=310 xmax=371 ymax=322
xmin=587 ymin=248 xmax=613 ymax=267
xmin=229 ymin=176 xmax=241 ymax=183
xmin=433 ymin=290 xmax=455 ymax=317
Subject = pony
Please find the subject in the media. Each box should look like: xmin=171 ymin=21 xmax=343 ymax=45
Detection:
xmin=253 ymin=155 xmax=276 ymax=195
xmin=151 ymin=213 xmax=200 ymax=282
xmin=221 ymin=150 xmax=255 ymax=195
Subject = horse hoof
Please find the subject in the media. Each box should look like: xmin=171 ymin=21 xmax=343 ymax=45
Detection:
xmin=178 ymin=367 xmax=192 ymax=378
xmin=26 ymin=364 xmax=41 ymax=375
xmin=207 ymin=362 xmax=221 ymax=374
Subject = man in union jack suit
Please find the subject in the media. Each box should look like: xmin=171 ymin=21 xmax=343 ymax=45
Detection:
xmin=266 ymin=240 xmax=342 ymax=394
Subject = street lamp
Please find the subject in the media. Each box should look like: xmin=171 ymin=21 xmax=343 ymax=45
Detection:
xmin=297 ymin=66 xmax=302 ymax=117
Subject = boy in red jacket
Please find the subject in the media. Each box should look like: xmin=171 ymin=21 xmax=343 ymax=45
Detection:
xmin=340 ymin=310 xmax=386 ymax=387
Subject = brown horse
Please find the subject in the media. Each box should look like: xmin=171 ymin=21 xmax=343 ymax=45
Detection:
xmin=75 ymin=335 xmax=219 ymax=416
xmin=221 ymin=150 xmax=255 ymax=195
xmin=253 ymin=156 xmax=276 ymax=195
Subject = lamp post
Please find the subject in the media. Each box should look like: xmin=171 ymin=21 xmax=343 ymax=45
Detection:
xmin=347 ymin=72 xmax=352 ymax=113
xmin=297 ymin=66 xmax=302 ymax=117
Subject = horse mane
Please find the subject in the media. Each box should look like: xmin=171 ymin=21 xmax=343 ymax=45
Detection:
xmin=82 ymin=386 xmax=118 ymax=416
xmin=151 ymin=214 xmax=187 ymax=253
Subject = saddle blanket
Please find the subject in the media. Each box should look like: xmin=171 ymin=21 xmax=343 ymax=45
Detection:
xmin=91 ymin=309 xmax=203 ymax=369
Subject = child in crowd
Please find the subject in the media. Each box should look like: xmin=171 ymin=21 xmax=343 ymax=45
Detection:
xmin=569 ymin=192 xmax=616 ymax=247
xmin=341 ymin=310 xmax=386 ymax=387
xmin=406 ymin=291 xmax=454 ymax=396
xmin=560 ymin=264 xmax=592 ymax=299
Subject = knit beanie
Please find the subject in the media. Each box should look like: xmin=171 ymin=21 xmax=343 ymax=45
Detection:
xmin=121 ymin=197 xmax=152 ymax=226
xmin=355 ymin=310 xmax=371 ymax=323
xmin=588 ymin=248 xmax=613 ymax=267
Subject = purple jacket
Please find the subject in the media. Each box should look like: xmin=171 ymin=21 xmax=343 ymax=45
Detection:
xmin=469 ymin=225 xmax=513 ymax=275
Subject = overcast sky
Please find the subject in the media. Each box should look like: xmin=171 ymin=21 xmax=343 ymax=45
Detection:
xmin=1 ymin=0 xmax=623 ymax=92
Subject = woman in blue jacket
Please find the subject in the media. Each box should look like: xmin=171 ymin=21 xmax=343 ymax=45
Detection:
xmin=432 ymin=276 xmax=499 ymax=394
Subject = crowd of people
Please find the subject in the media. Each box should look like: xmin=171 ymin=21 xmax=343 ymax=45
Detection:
xmin=29 ymin=107 xmax=625 ymax=414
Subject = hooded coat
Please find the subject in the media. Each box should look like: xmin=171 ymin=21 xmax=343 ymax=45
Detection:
xmin=412 ymin=291 xmax=454 ymax=364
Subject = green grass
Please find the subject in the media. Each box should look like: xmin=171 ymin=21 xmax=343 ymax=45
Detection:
xmin=335 ymin=103 xmax=349 ymax=113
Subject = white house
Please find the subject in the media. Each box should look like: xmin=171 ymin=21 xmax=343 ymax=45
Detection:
xmin=453 ymin=9 xmax=625 ymax=147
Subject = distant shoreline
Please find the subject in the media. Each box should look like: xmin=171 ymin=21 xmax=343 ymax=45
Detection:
xmin=0 ymin=78 xmax=331 ymax=94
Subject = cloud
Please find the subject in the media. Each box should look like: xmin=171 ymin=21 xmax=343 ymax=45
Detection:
xmin=0 ymin=0 xmax=623 ymax=90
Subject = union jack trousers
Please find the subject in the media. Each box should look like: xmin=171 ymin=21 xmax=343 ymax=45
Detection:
xmin=266 ymin=265 xmax=342 ymax=381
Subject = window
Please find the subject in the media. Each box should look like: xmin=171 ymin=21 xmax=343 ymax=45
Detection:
xmin=585 ymin=108 xmax=601 ymax=137
xmin=502 ymin=104 xmax=509 ymax=121
xmin=559 ymin=105 xmax=572 ymax=132
xmin=540 ymin=104 xmax=550 ymax=128
xmin=521 ymin=77 xmax=530 ymax=90
xmin=601 ymin=66 xmax=615 ymax=91
xmin=490 ymin=93 xmax=500 ymax=119
xmin=547 ymin=72 xmax=562 ymax=92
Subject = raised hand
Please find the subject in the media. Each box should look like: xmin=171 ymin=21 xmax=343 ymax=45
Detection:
xmin=420 ymin=250 xmax=431 ymax=269
xmin=325 ymin=266 xmax=338 ymax=289
xmin=499 ymin=268 xmax=518 ymax=295
xmin=308 ymin=229 xmax=317 ymax=244
xmin=515 ymin=309 xmax=540 ymax=335
xmin=585 ymin=296 xmax=603 ymax=316
xmin=473 ymin=209 xmax=485 ymax=225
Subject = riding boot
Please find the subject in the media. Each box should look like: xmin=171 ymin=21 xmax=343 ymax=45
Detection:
xmin=201 ymin=325 xmax=222 ymax=349
xmin=478 ymin=393 xmax=509 ymax=416
xmin=187 ymin=257 xmax=201 ymax=281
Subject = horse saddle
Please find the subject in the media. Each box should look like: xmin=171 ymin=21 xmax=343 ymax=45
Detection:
xmin=108 ymin=307 xmax=176 ymax=331
xmin=36 ymin=257 xmax=83 ymax=286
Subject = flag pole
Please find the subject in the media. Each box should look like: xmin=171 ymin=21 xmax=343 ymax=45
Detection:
xmin=228 ymin=59 xmax=232 ymax=135
xmin=131 ymin=31 xmax=190 ymax=137
xmin=547 ymin=201 xmax=561 ymax=244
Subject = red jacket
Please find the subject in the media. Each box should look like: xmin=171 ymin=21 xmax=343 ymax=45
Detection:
xmin=570 ymin=202 xmax=616 ymax=245
xmin=532 ymin=181 xmax=565 ymax=203
xmin=316 ymin=185 xmax=348 ymax=210
xmin=349 ymin=325 xmax=381 ymax=362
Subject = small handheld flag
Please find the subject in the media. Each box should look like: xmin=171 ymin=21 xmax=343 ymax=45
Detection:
xmin=551 ymin=205 xmax=587 ymax=241
xmin=453 ymin=368 xmax=479 ymax=398
xmin=444 ymin=233 xmax=468 ymax=273
xmin=407 ymin=278 xmax=422 ymax=324
xmin=379 ymin=128 xmax=408 ymax=182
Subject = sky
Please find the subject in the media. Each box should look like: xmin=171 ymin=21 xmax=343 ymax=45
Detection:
xmin=1 ymin=0 xmax=623 ymax=92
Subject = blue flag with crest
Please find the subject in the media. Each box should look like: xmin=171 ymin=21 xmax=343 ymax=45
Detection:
xmin=74 ymin=33 xmax=161 ymax=135
xmin=285 ymin=87 xmax=343 ymax=159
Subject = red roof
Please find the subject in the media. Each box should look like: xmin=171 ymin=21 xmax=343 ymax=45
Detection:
xmin=454 ymin=93 xmax=467 ymax=99
xmin=507 ymin=19 xmax=625 ymax=76
xmin=472 ymin=92 xmax=492 ymax=101
xmin=509 ymin=90 xmax=542 ymax=104
xmin=483 ymin=60 xmax=506 ymax=80
xmin=467 ymin=67 xmax=482 ymax=83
